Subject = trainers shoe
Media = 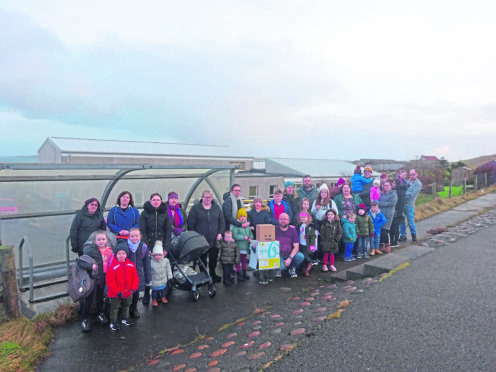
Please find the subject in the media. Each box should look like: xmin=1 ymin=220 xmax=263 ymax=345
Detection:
xmin=398 ymin=236 xmax=407 ymax=242
xmin=364 ymin=255 xmax=370 ymax=259
xmin=110 ymin=321 xmax=120 ymax=331
xmin=391 ymin=243 xmax=399 ymax=248
xmin=161 ymin=297 xmax=168 ymax=304
xmin=322 ymin=265 xmax=329 ymax=272
xmin=121 ymin=318 xmax=134 ymax=326
xmin=330 ymin=265 xmax=337 ymax=272
xmin=97 ymin=313 xmax=108 ymax=325
xmin=258 ymin=279 xmax=269 ymax=285
xmin=356 ymin=255 xmax=363 ymax=259
xmin=152 ymin=299 xmax=158 ymax=307
xmin=267 ymin=278 xmax=273 ymax=282
xmin=289 ymin=268 xmax=297 ymax=278
xmin=81 ymin=319 xmax=91 ymax=332
xmin=311 ymin=259 xmax=320 ymax=266
xmin=344 ymin=257 xmax=353 ymax=262
xmin=275 ymin=271 xmax=282 ymax=278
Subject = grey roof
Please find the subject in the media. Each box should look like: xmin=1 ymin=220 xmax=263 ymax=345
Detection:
xmin=266 ymin=158 xmax=357 ymax=178
xmin=0 ymin=155 xmax=38 ymax=163
xmin=40 ymin=137 xmax=252 ymax=159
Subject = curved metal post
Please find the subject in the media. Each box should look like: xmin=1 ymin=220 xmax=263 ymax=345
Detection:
xmin=183 ymin=169 xmax=226 ymax=213
xmin=100 ymin=167 xmax=149 ymax=209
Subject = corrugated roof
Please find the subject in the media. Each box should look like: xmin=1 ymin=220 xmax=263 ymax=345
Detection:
xmin=43 ymin=137 xmax=252 ymax=159
xmin=267 ymin=158 xmax=357 ymax=178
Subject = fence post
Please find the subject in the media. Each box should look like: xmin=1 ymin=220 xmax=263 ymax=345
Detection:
xmin=432 ymin=182 xmax=437 ymax=198
xmin=484 ymin=172 xmax=488 ymax=188
xmin=0 ymin=245 xmax=21 ymax=323
xmin=449 ymin=180 xmax=452 ymax=198
xmin=463 ymin=178 xmax=467 ymax=194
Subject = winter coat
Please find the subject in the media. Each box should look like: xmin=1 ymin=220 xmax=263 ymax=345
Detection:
xmin=333 ymin=192 xmax=363 ymax=218
xmin=150 ymin=257 xmax=173 ymax=289
xmin=78 ymin=242 xmax=112 ymax=285
xmin=351 ymin=174 xmax=373 ymax=193
xmin=165 ymin=202 xmax=187 ymax=235
xmin=120 ymin=239 xmax=151 ymax=291
xmin=283 ymin=192 xmax=300 ymax=224
xmin=187 ymin=199 xmax=225 ymax=248
xmin=296 ymin=185 xmax=318 ymax=205
xmin=247 ymin=208 xmax=274 ymax=230
xmin=268 ymin=200 xmax=293 ymax=224
xmin=368 ymin=209 xmax=387 ymax=235
xmin=355 ymin=213 xmax=374 ymax=236
xmin=405 ymin=178 xmax=423 ymax=207
xmin=70 ymin=205 xmax=106 ymax=256
xmin=106 ymin=256 xmax=139 ymax=298
xmin=217 ymin=239 xmax=240 ymax=265
xmin=311 ymin=199 xmax=338 ymax=224
xmin=231 ymin=225 xmax=254 ymax=253
xmin=139 ymin=201 xmax=172 ymax=251
xmin=394 ymin=177 xmax=408 ymax=218
xmin=106 ymin=205 xmax=140 ymax=235
xmin=379 ymin=190 xmax=398 ymax=230
xmin=358 ymin=181 xmax=374 ymax=209
xmin=341 ymin=217 xmax=357 ymax=244
xmin=320 ymin=219 xmax=343 ymax=253
xmin=222 ymin=192 xmax=244 ymax=230
xmin=296 ymin=222 xmax=317 ymax=248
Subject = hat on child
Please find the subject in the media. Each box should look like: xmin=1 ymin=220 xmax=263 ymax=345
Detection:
xmin=284 ymin=180 xmax=295 ymax=188
xmin=373 ymin=178 xmax=381 ymax=186
xmin=237 ymin=208 xmax=247 ymax=219
xmin=354 ymin=165 xmax=362 ymax=175
xmin=357 ymin=204 xmax=367 ymax=212
xmin=113 ymin=244 xmax=130 ymax=257
xmin=336 ymin=178 xmax=346 ymax=187
xmin=152 ymin=240 xmax=164 ymax=255
xmin=364 ymin=165 xmax=373 ymax=172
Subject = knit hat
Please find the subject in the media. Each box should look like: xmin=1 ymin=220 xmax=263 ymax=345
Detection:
xmin=319 ymin=183 xmax=329 ymax=192
xmin=373 ymin=178 xmax=380 ymax=186
xmin=284 ymin=180 xmax=295 ymax=188
xmin=364 ymin=165 xmax=373 ymax=173
xmin=380 ymin=173 xmax=388 ymax=179
xmin=114 ymin=244 xmax=130 ymax=257
xmin=237 ymin=208 xmax=247 ymax=219
xmin=336 ymin=178 xmax=346 ymax=186
xmin=152 ymin=240 xmax=164 ymax=255
xmin=357 ymin=204 xmax=367 ymax=212
xmin=354 ymin=165 xmax=362 ymax=175
xmin=168 ymin=191 xmax=178 ymax=200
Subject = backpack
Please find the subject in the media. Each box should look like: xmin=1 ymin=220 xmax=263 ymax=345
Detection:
xmin=68 ymin=254 xmax=97 ymax=303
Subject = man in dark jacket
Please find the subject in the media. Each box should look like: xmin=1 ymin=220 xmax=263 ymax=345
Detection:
xmin=222 ymin=184 xmax=250 ymax=231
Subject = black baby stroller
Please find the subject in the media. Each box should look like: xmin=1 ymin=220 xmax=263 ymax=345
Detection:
xmin=168 ymin=231 xmax=216 ymax=301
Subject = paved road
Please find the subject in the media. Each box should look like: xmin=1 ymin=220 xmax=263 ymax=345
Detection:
xmin=269 ymin=220 xmax=496 ymax=371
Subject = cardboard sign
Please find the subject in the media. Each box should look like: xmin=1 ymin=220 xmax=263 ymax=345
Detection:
xmin=256 ymin=224 xmax=275 ymax=241
xmin=252 ymin=240 xmax=280 ymax=270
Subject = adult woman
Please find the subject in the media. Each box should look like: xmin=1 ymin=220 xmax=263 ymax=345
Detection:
xmin=70 ymin=197 xmax=106 ymax=256
xmin=165 ymin=191 xmax=187 ymax=241
xmin=187 ymin=190 xmax=224 ymax=282
xmin=311 ymin=183 xmax=338 ymax=228
xmin=378 ymin=180 xmax=398 ymax=253
xmin=107 ymin=191 xmax=140 ymax=239
xmin=333 ymin=184 xmax=363 ymax=218
xmin=139 ymin=193 xmax=172 ymax=252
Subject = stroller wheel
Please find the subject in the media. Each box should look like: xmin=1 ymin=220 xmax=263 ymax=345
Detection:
xmin=208 ymin=283 xmax=216 ymax=298
xmin=192 ymin=290 xmax=200 ymax=301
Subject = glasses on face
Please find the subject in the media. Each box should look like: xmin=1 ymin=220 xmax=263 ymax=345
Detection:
xmin=89 ymin=203 xmax=98 ymax=206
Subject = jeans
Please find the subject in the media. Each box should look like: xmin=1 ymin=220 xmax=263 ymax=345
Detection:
xmin=280 ymin=252 xmax=304 ymax=270
xmin=152 ymin=287 xmax=166 ymax=300
xmin=400 ymin=206 xmax=416 ymax=236
xmin=345 ymin=243 xmax=354 ymax=259
xmin=370 ymin=233 xmax=380 ymax=250
xmin=357 ymin=236 xmax=369 ymax=257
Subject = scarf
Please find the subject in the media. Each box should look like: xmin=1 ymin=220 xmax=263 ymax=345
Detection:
xmin=229 ymin=193 xmax=240 ymax=230
xmin=128 ymin=240 xmax=140 ymax=253
xmin=167 ymin=203 xmax=184 ymax=228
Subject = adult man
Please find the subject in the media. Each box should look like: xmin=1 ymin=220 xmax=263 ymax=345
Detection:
xmin=358 ymin=165 xmax=374 ymax=210
xmin=274 ymin=213 xmax=304 ymax=278
xmin=296 ymin=175 xmax=318 ymax=206
xmin=399 ymin=169 xmax=422 ymax=242
xmin=222 ymin=184 xmax=250 ymax=230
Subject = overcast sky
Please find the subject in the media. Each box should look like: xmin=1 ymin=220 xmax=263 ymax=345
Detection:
xmin=1 ymin=1 xmax=495 ymax=162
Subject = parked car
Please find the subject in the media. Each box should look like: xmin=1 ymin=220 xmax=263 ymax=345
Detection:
xmin=0 ymin=198 xmax=19 ymax=215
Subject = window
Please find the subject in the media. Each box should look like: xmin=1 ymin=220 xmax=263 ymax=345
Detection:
xmin=249 ymin=186 xmax=258 ymax=199
xmin=269 ymin=185 xmax=278 ymax=198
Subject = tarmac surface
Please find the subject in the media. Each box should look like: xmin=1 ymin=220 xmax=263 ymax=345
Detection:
xmin=38 ymin=192 xmax=496 ymax=372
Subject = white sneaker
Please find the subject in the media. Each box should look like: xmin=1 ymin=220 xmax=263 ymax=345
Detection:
xmin=330 ymin=265 xmax=337 ymax=272
xmin=322 ymin=265 xmax=329 ymax=272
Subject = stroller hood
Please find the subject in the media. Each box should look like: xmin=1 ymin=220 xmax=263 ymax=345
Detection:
xmin=172 ymin=231 xmax=210 ymax=264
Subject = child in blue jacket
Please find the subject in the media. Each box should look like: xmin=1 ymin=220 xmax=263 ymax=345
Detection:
xmin=368 ymin=202 xmax=387 ymax=255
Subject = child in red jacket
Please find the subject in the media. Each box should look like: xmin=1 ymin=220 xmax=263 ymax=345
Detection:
xmin=106 ymin=245 xmax=139 ymax=331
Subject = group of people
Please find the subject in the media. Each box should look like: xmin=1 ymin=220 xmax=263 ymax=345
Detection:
xmin=69 ymin=166 xmax=422 ymax=332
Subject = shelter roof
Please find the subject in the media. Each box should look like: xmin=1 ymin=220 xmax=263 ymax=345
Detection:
xmin=266 ymin=158 xmax=357 ymax=178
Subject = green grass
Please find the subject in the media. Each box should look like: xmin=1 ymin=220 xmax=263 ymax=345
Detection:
xmin=437 ymin=186 xmax=464 ymax=198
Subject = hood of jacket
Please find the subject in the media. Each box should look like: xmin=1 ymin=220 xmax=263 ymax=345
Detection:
xmin=143 ymin=200 xmax=167 ymax=214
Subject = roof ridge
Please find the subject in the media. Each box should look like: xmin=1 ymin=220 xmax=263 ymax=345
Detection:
xmin=50 ymin=136 xmax=230 ymax=148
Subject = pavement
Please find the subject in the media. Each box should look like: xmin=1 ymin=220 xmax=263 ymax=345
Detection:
xmin=38 ymin=192 xmax=496 ymax=372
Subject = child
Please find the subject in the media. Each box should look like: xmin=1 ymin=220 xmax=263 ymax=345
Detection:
xmin=370 ymin=179 xmax=381 ymax=203
xmin=351 ymin=165 xmax=373 ymax=193
xmin=150 ymin=241 xmax=173 ymax=307
xmin=106 ymin=245 xmax=139 ymax=331
xmin=368 ymin=202 xmax=387 ymax=255
xmin=296 ymin=212 xmax=316 ymax=276
xmin=341 ymin=211 xmax=357 ymax=262
xmin=355 ymin=204 xmax=374 ymax=258
xmin=77 ymin=230 xmax=114 ymax=332
xmin=217 ymin=230 xmax=240 ymax=286
xmin=119 ymin=227 xmax=151 ymax=316
xmin=320 ymin=209 xmax=343 ymax=272
xmin=231 ymin=208 xmax=253 ymax=281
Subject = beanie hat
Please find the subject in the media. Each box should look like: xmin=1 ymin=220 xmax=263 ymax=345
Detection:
xmin=114 ymin=244 xmax=130 ymax=257
xmin=380 ymin=173 xmax=388 ymax=179
xmin=284 ymin=180 xmax=295 ymax=189
xmin=237 ymin=208 xmax=247 ymax=219
xmin=364 ymin=165 xmax=373 ymax=172
xmin=336 ymin=178 xmax=346 ymax=187
xmin=319 ymin=183 xmax=329 ymax=192
xmin=168 ymin=191 xmax=178 ymax=200
xmin=373 ymin=178 xmax=380 ymax=186
xmin=152 ymin=240 xmax=164 ymax=255
xmin=357 ymin=204 xmax=367 ymax=212
xmin=354 ymin=165 xmax=362 ymax=175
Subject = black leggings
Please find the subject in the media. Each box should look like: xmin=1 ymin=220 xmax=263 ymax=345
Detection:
xmin=200 ymin=246 xmax=219 ymax=276
xmin=380 ymin=228 xmax=390 ymax=245
xmin=81 ymin=282 xmax=105 ymax=319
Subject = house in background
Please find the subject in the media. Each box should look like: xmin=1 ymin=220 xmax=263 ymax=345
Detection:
xmin=417 ymin=155 xmax=440 ymax=169
xmin=354 ymin=158 xmax=407 ymax=172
